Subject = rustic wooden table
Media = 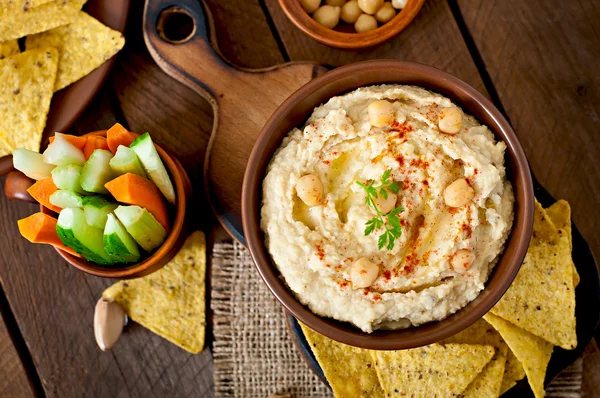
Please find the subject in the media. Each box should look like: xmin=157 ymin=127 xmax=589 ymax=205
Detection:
xmin=0 ymin=0 xmax=598 ymax=396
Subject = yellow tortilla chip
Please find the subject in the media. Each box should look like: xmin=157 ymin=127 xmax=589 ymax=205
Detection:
xmin=546 ymin=200 xmax=579 ymax=286
xmin=0 ymin=0 xmax=54 ymax=15
xmin=103 ymin=231 xmax=207 ymax=354
xmin=491 ymin=231 xmax=577 ymax=349
xmin=0 ymin=48 xmax=58 ymax=153
xmin=371 ymin=344 xmax=494 ymax=397
xmin=0 ymin=39 xmax=19 ymax=59
xmin=499 ymin=348 xmax=526 ymax=395
xmin=532 ymin=199 xmax=558 ymax=244
xmin=300 ymin=323 xmax=384 ymax=397
xmin=442 ymin=318 xmax=508 ymax=397
xmin=26 ymin=11 xmax=124 ymax=91
xmin=0 ymin=0 xmax=85 ymax=42
xmin=485 ymin=313 xmax=553 ymax=398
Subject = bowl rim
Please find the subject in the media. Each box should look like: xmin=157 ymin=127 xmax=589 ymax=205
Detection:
xmin=278 ymin=0 xmax=426 ymax=49
xmin=242 ymin=60 xmax=534 ymax=350
xmin=44 ymin=130 xmax=190 ymax=279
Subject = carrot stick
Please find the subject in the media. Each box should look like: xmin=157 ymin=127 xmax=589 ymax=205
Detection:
xmin=17 ymin=213 xmax=82 ymax=258
xmin=107 ymin=123 xmax=138 ymax=154
xmin=49 ymin=134 xmax=87 ymax=150
xmin=26 ymin=178 xmax=62 ymax=213
xmin=83 ymin=136 xmax=110 ymax=160
xmin=105 ymin=173 xmax=170 ymax=231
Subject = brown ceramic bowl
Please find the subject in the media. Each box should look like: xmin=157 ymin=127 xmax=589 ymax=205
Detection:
xmin=41 ymin=130 xmax=192 ymax=279
xmin=278 ymin=0 xmax=425 ymax=49
xmin=242 ymin=60 xmax=534 ymax=350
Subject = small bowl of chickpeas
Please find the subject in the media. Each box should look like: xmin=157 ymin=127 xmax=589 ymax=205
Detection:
xmin=279 ymin=0 xmax=425 ymax=49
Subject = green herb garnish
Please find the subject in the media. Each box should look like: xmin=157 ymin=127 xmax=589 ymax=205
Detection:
xmin=356 ymin=169 xmax=404 ymax=250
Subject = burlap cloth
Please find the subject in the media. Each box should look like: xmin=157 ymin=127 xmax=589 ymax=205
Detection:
xmin=211 ymin=241 xmax=582 ymax=397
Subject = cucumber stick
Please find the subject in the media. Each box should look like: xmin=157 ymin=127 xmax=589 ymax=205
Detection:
xmin=114 ymin=205 xmax=167 ymax=251
xmin=49 ymin=190 xmax=84 ymax=209
xmin=83 ymin=196 xmax=118 ymax=229
xmin=43 ymin=133 xmax=85 ymax=166
xmin=12 ymin=149 xmax=55 ymax=180
xmin=80 ymin=149 xmax=114 ymax=194
xmin=51 ymin=165 xmax=85 ymax=193
xmin=109 ymin=145 xmax=147 ymax=178
xmin=130 ymin=133 xmax=176 ymax=204
xmin=104 ymin=213 xmax=141 ymax=263
xmin=56 ymin=208 xmax=113 ymax=265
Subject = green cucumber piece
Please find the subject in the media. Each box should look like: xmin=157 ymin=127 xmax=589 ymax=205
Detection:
xmin=114 ymin=205 xmax=167 ymax=251
xmin=49 ymin=190 xmax=84 ymax=209
xmin=56 ymin=207 xmax=113 ymax=265
xmin=130 ymin=133 xmax=176 ymax=204
xmin=51 ymin=164 xmax=85 ymax=194
xmin=109 ymin=145 xmax=147 ymax=178
xmin=80 ymin=149 xmax=114 ymax=194
xmin=103 ymin=213 xmax=141 ymax=263
xmin=42 ymin=133 xmax=85 ymax=166
xmin=12 ymin=149 xmax=55 ymax=180
xmin=83 ymin=196 xmax=118 ymax=229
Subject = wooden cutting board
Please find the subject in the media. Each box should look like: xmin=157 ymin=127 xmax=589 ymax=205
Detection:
xmin=143 ymin=0 xmax=326 ymax=243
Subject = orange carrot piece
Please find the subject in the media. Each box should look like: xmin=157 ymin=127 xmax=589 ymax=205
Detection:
xmin=106 ymin=123 xmax=138 ymax=154
xmin=26 ymin=178 xmax=62 ymax=213
xmin=83 ymin=136 xmax=110 ymax=160
xmin=49 ymin=134 xmax=87 ymax=150
xmin=17 ymin=212 xmax=82 ymax=258
xmin=105 ymin=173 xmax=170 ymax=231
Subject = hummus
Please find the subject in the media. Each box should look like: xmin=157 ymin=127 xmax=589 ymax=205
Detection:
xmin=261 ymin=85 xmax=514 ymax=333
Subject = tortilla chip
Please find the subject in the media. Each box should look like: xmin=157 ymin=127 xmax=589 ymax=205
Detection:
xmin=441 ymin=318 xmax=508 ymax=397
xmin=0 ymin=0 xmax=54 ymax=15
xmin=532 ymin=199 xmax=558 ymax=244
xmin=499 ymin=348 xmax=526 ymax=395
xmin=300 ymin=323 xmax=384 ymax=397
xmin=491 ymin=231 xmax=577 ymax=349
xmin=546 ymin=200 xmax=579 ymax=286
xmin=371 ymin=344 xmax=494 ymax=397
xmin=0 ymin=0 xmax=85 ymax=42
xmin=485 ymin=313 xmax=553 ymax=398
xmin=26 ymin=11 xmax=125 ymax=91
xmin=0 ymin=40 xmax=19 ymax=59
xmin=0 ymin=48 xmax=58 ymax=153
xmin=103 ymin=231 xmax=207 ymax=354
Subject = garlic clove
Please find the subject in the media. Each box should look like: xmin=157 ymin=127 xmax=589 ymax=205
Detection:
xmin=94 ymin=297 xmax=127 ymax=351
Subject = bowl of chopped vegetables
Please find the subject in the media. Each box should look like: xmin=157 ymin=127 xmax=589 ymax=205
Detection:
xmin=9 ymin=124 xmax=191 ymax=278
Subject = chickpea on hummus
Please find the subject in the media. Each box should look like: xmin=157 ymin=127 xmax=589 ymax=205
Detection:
xmin=261 ymin=85 xmax=514 ymax=333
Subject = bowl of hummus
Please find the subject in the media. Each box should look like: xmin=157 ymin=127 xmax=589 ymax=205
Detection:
xmin=242 ymin=60 xmax=533 ymax=350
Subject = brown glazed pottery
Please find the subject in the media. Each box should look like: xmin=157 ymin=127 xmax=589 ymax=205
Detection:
xmin=278 ymin=0 xmax=425 ymax=49
xmin=7 ymin=130 xmax=191 ymax=279
xmin=242 ymin=60 xmax=534 ymax=350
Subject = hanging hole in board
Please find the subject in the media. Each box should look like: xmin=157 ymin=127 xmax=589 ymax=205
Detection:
xmin=157 ymin=6 xmax=196 ymax=44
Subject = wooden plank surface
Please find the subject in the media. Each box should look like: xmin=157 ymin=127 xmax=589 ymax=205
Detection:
xmin=265 ymin=0 xmax=487 ymax=94
xmin=458 ymin=0 xmax=600 ymax=258
xmin=0 ymin=308 xmax=34 ymax=398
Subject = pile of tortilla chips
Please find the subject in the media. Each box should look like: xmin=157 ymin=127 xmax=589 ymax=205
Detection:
xmin=302 ymin=199 xmax=577 ymax=398
xmin=0 ymin=1 xmax=125 ymax=157
xmin=103 ymin=231 xmax=207 ymax=354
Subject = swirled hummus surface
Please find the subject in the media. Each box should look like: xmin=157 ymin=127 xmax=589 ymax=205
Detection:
xmin=261 ymin=85 xmax=514 ymax=333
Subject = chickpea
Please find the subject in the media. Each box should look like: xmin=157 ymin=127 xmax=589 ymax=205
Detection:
xmin=300 ymin=0 xmax=321 ymax=13
xmin=391 ymin=0 xmax=407 ymax=9
xmin=368 ymin=99 xmax=395 ymax=127
xmin=443 ymin=178 xmax=475 ymax=208
xmin=350 ymin=257 xmax=380 ymax=288
xmin=341 ymin=0 xmax=361 ymax=23
xmin=373 ymin=188 xmax=397 ymax=214
xmin=354 ymin=14 xmax=378 ymax=32
xmin=450 ymin=249 xmax=474 ymax=273
xmin=375 ymin=2 xmax=396 ymax=23
xmin=358 ymin=0 xmax=384 ymax=14
xmin=296 ymin=174 xmax=324 ymax=206
xmin=438 ymin=106 xmax=463 ymax=134
xmin=326 ymin=0 xmax=347 ymax=6
xmin=313 ymin=5 xmax=341 ymax=29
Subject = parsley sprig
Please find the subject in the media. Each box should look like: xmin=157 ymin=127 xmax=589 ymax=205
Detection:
xmin=356 ymin=169 xmax=404 ymax=250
